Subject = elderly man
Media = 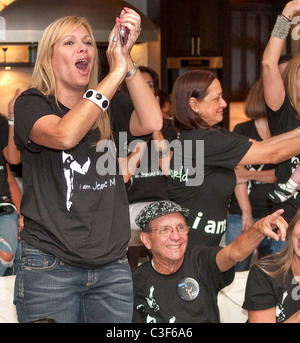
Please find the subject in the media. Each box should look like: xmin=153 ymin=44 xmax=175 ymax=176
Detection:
xmin=132 ymin=200 xmax=288 ymax=323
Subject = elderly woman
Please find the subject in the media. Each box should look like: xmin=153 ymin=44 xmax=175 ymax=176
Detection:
xmin=13 ymin=9 xmax=162 ymax=323
xmin=168 ymin=69 xmax=300 ymax=247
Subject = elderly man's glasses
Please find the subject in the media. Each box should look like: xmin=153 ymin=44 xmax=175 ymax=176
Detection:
xmin=151 ymin=224 xmax=190 ymax=236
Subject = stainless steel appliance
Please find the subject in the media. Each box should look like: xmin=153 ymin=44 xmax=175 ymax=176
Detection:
xmin=167 ymin=56 xmax=223 ymax=93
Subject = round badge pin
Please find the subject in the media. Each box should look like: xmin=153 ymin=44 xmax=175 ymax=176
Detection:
xmin=177 ymin=277 xmax=200 ymax=301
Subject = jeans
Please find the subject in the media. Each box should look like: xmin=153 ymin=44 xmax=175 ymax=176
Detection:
xmin=0 ymin=211 xmax=19 ymax=276
xmin=14 ymin=241 xmax=133 ymax=323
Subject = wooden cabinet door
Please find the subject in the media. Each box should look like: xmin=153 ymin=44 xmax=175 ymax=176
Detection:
xmin=161 ymin=0 xmax=227 ymax=57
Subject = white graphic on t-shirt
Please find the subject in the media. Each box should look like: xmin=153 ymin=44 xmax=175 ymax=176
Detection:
xmin=246 ymin=164 xmax=265 ymax=195
xmin=276 ymin=291 xmax=288 ymax=322
xmin=146 ymin=286 xmax=159 ymax=312
xmin=291 ymin=156 xmax=300 ymax=199
xmin=62 ymin=151 xmax=91 ymax=211
xmin=136 ymin=285 xmax=176 ymax=323
xmin=191 ymin=211 xmax=226 ymax=234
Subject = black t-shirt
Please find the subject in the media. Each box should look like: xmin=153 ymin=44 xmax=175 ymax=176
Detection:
xmin=14 ymin=88 xmax=131 ymax=269
xmin=243 ymin=263 xmax=300 ymax=323
xmin=229 ymin=120 xmax=274 ymax=218
xmin=168 ymin=126 xmax=252 ymax=246
xmin=267 ymin=95 xmax=300 ymax=221
xmin=132 ymin=245 xmax=234 ymax=323
xmin=110 ymin=90 xmax=135 ymax=154
xmin=0 ymin=115 xmax=10 ymax=199
xmin=110 ymin=91 xmax=151 ymax=156
xmin=125 ymin=118 xmax=177 ymax=204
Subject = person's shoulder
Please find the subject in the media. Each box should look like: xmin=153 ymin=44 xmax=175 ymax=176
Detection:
xmin=233 ymin=120 xmax=253 ymax=131
xmin=16 ymin=88 xmax=46 ymax=104
xmin=132 ymin=260 xmax=152 ymax=278
xmin=180 ymin=128 xmax=210 ymax=140
xmin=20 ymin=88 xmax=43 ymax=96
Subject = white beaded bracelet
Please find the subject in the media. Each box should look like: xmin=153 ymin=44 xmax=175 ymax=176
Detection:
xmin=83 ymin=89 xmax=110 ymax=111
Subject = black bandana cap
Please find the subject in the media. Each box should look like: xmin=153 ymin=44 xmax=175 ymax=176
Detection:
xmin=135 ymin=200 xmax=190 ymax=232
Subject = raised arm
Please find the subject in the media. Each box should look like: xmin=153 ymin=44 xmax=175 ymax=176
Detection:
xmin=262 ymin=1 xmax=300 ymax=110
xmin=119 ymin=8 xmax=162 ymax=136
xmin=216 ymin=209 xmax=287 ymax=272
xmin=28 ymin=24 xmax=128 ymax=150
xmin=27 ymin=9 xmax=161 ymax=151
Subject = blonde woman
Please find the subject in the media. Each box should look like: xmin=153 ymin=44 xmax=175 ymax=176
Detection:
xmin=13 ymin=9 xmax=162 ymax=323
xmin=243 ymin=208 xmax=300 ymax=323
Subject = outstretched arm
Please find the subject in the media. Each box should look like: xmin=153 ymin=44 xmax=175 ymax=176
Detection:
xmin=216 ymin=209 xmax=287 ymax=272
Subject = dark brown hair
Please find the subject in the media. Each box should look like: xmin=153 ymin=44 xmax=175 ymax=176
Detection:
xmin=172 ymin=70 xmax=217 ymax=131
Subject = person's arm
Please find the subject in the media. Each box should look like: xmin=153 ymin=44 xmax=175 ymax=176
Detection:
xmin=2 ymin=89 xmax=21 ymax=165
xmin=234 ymin=183 xmax=254 ymax=232
xmin=257 ymin=128 xmax=300 ymax=145
xmin=249 ymin=307 xmax=300 ymax=323
xmin=239 ymin=135 xmax=300 ymax=166
xmin=126 ymin=63 xmax=162 ymax=136
xmin=235 ymin=166 xmax=276 ymax=184
xmin=216 ymin=209 xmax=287 ymax=272
xmin=29 ymin=29 xmax=127 ymax=150
xmin=262 ymin=1 xmax=300 ymax=111
xmin=119 ymin=8 xmax=162 ymax=136
xmin=118 ymin=140 xmax=148 ymax=183
xmin=248 ymin=308 xmax=277 ymax=323
xmin=29 ymin=9 xmax=161 ymax=150
xmin=152 ymin=130 xmax=173 ymax=176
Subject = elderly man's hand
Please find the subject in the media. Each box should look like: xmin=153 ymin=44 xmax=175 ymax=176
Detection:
xmin=254 ymin=209 xmax=288 ymax=242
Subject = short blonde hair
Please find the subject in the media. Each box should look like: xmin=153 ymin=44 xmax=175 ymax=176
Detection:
xmin=32 ymin=16 xmax=111 ymax=141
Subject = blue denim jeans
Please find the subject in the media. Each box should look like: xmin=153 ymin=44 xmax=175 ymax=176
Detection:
xmin=14 ymin=241 xmax=133 ymax=323
xmin=0 ymin=211 xmax=19 ymax=276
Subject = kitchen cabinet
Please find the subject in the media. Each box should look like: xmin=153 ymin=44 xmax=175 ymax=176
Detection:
xmin=160 ymin=0 xmax=230 ymax=128
xmin=160 ymin=0 xmax=228 ymax=57
xmin=229 ymin=1 xmax=286 ymax=101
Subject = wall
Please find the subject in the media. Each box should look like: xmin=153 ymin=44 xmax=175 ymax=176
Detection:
xmin=0 ymin=0 xmax=161 ymax=115
xmin=0 ymin=67 xmax=33 ymax=116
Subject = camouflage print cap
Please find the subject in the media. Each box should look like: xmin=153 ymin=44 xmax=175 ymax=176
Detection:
xmin=135 ymin=200 xmax=190 ymax=232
